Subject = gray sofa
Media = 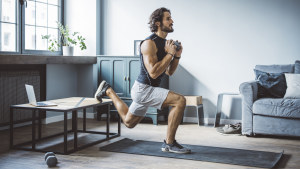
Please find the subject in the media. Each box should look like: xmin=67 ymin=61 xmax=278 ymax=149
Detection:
xmin=239 ymin=63 xmax=300 ymax=137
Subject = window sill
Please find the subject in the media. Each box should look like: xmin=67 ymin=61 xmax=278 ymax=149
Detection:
xmin=0 ymin=54 xmax=97 ymax=64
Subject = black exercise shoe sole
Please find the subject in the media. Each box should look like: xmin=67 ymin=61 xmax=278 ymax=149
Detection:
xmin=94 ymin=80 xmax=109 ymax=102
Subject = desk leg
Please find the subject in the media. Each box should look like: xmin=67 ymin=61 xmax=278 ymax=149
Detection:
xmin=72 ymin=111 xmax=75 ymax=132
xmin=83 ymin=108 xmax=86 ymax=132
xmin=10 ymin=108 xmax=14 ymax=149
xmin=106 ymin=104 xmax=110 ymax=139
xmin=73 ymin=110 xmax=78 ymax=150
xmin=197 ymin=105 xmax=204 ymax=126
xmin=196 ymin=106 xmax=200 ymax=126
xmin=32 ymin=110 xmax=36 ymax=150
xmin=38 ymin=110 xmax=42 ymax=140
xmin=118 ymin=111 xmax=121 ymax=136
xmin=64 ymin=111 xmax=68 ymax=154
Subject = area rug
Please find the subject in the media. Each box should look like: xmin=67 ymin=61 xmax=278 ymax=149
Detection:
xmin=99 ymin=138 xmax=283 ymax=168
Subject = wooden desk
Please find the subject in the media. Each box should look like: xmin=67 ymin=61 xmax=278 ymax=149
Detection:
xmin=10 ymin=97 xmax=120 ymax=154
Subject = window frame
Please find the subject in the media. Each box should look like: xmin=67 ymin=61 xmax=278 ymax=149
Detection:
xmin=0 ymin=0 xmax=64 ymax=55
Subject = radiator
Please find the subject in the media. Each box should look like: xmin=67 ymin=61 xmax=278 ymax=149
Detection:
xmin=0 ymin=65 xmax=46 ymax=126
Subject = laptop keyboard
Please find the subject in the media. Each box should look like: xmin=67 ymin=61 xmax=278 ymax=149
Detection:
xmin=37 ymin=102 xmax=48 ymax=106
xmin=36 ymin=101 xmax=56 ymax=106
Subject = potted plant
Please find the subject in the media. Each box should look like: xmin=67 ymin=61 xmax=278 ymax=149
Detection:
xmin=42 ymin=21 xmax=86 ymax=56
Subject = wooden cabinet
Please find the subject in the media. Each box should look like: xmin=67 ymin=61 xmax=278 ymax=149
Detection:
xmin=97 ymin=56 xmax=169 ymax=125
xmin=97 ymin=56 xmax=140 ymax=98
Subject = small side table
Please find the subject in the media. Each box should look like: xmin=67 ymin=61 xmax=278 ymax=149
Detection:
xmin=185 ymin=104 xmax=204 ymax=126
xmin=184 ymin=96 xmax=203 ymax=126
xmin=214 ymin=93 xmax=240 ymax=127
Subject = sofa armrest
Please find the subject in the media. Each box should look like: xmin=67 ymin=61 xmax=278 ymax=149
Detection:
xmin=240 ymin=80 xmax=258 ymax=102
xmin=239 ymin=81 xmax=258 ymax=136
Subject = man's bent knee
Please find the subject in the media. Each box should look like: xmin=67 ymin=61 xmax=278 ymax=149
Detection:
xmin=124 ymin=121 xmax=137 ymax=129
xmin=177 ymin=95 xmax=186 ymax=107
xmin=123 ymin=113 xmax=143 ymax=129
xmin=162 ymin=91 xmax=187 ymax=108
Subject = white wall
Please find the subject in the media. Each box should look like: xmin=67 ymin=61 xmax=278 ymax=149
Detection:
xmin=64 ymin=0 xmax=97 ymax=56
xmin=102 ymin=0 xmax=300 ymax=123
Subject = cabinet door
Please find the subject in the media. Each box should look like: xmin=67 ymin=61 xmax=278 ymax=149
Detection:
xmin=112 ymin=59 xmax=127 ymax=97
xmin=98 ymin=57 xmax=127 ymax=97
xmin=127 ymin=58 xmax=140 ymax=97
xmin=98 ymin=58 xmax=113 ymax=85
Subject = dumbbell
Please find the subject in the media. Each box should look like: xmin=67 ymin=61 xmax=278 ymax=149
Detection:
xmin=44 ymin=152 xmax=57 ymax=167
xmin=173 ymin=41 xmax=181 ymax=51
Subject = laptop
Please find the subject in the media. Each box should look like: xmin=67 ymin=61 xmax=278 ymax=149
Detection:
xmin=25 ymin=84 xmax=57 ymax=107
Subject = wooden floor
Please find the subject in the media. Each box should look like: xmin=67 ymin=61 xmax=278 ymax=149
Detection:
xmin=0 ymin=119 xmax=299 ymax=169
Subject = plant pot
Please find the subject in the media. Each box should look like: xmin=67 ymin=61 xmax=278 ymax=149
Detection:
xmin=62 ymin=46 xmax=74 ymax=56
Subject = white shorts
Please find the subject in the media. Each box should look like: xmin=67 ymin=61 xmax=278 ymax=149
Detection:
xmin=129 ymin=81 xmax=169 ymax=116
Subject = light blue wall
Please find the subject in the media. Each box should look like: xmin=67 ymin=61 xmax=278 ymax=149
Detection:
xmin=46 ymin=64 xmax=96 ymax=118
xmin=46 ymin=64 xmax=77 ymax=117
xmin=102 ymin=0 xmax=300 ymax=123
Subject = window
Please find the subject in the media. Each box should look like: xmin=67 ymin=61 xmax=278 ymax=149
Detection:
xmin=0 ymin=0 xmax=63 ymax=54
xmin=0 ymin=0 xmax=18 ymax=52
xmin=24 ymin=0 xmax=61 ymax=53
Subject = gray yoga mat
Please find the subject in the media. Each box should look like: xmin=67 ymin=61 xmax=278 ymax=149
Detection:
xmin=100 ymin=138 xmax=283 ymax=168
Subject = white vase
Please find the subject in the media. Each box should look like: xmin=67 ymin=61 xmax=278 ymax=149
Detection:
xmin=62 ymin=46 xmax=74 ymax=56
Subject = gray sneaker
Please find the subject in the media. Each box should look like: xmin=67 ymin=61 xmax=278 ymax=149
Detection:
xmin=161 ymin=140 xmax=191 ymax=154
xmin=94 ymin=80 xmax=111 ymax=102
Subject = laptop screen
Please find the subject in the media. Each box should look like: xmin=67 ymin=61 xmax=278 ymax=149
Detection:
xmin=25 ymin=84 xmax=37 ymax=105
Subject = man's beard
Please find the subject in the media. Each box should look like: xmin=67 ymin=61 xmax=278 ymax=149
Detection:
xmin=161 ymin=24 xmax=174 ymax=33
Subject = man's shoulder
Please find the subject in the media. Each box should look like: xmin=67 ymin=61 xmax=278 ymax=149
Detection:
xmin=141 ymin=39 xmax=157 ymax=54
xmin=143 ymin=39 xmax=154 ymax=44
xmin=142 ymin=33 xmax=157 ymax=44
xmin=145 ymin=33 xmax=156 ymax=40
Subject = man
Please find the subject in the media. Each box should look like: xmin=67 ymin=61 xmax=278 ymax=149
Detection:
xmin=95 ymin=7 xmax=190 ymax=154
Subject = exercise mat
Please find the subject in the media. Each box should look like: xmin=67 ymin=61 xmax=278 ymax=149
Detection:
xmin=99 ymin=138 xmax=283 ymax=168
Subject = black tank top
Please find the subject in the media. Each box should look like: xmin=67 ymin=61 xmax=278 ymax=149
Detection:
xmin=136 ymin=33 xmax=167 ymax=87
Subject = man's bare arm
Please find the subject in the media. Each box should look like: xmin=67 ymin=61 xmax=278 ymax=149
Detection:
xmin=166 ymin=58 xmax=180 ymax=76
xmin=141 ymin=40 xmax=174 ymax=79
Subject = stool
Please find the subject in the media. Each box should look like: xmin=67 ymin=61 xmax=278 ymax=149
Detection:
xmin=184 ymin=96 xmax=203 ymax=126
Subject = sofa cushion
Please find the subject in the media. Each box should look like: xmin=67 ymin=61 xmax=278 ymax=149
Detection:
xmin=253 ymin=98 xmax=300 ymax=119
xmin=284 ymin=73 xmax=300 ymax=99
xmin=254 ymin=69 xmax=287 ymax=98
xmin=255 ymin=64 xmax=294 ymax=73
xmin=295 ymin=60 xmax=300 ymax=73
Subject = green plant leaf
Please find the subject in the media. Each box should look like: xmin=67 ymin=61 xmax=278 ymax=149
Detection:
xmin=42 ymin=21 xmax=87 ymax=52
xmin=42 ymin=35 xmax=50 ymax=39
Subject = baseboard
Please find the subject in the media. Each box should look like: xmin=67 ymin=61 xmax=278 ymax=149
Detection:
xmin=183 ymin=117 xmax=241 ymax=125
xmin=0 ymin=121 xmax=32 ymax=131
xmin=0 ymin=115 xmax=241 ymax=131
xmin=183 ymin=117 xmax=199 ymax=123
xmin=43 ymin=112 xmax=95 ymax=124
xmin=0 ymin=112 xmax=96 ymax=131
xmin=220 ymin=119 xmax=241 ymax=125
